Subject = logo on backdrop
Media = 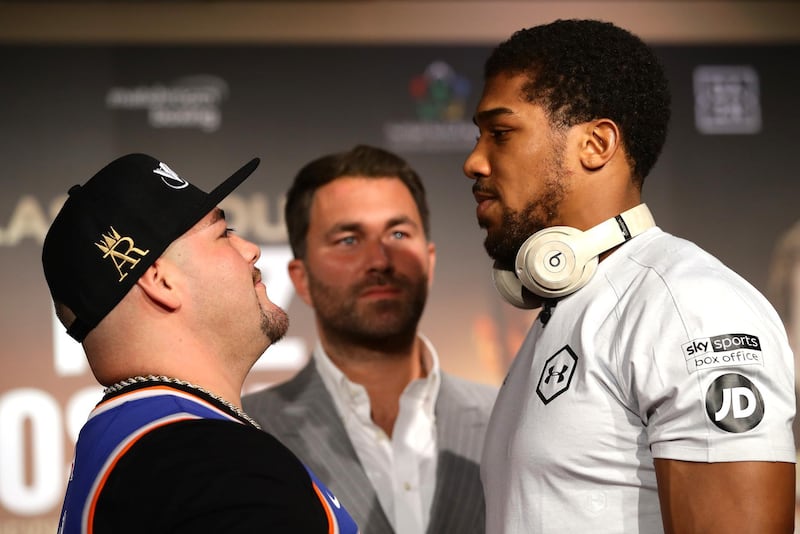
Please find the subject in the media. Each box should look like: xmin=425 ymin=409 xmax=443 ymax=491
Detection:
xmin=383 ymin=60 xmax=476 ymax=152
xmin=106 ymin=75 xmax=228 ymax=133
xmin=693 ymin=65 xmax=761 ymax=135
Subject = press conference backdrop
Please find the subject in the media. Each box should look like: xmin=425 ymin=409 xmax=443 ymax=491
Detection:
xmin=1 ymin=42 xmax=799 ymax=529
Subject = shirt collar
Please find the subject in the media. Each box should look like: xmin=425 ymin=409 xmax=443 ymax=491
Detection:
xmin=313 ymin=334 xmax=442 ymax=419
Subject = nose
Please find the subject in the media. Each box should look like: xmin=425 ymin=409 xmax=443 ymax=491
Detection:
xmin=364 ymin=238 xmax=392 ymax=273
xmin=463 ymin=143 xmax=489 ymax=181
xmin=232 ymin=234 xmax=261 ymax=264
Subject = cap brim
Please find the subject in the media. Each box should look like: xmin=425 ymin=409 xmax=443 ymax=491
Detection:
xmin=207 ymin=157 xmax=260 ymax=205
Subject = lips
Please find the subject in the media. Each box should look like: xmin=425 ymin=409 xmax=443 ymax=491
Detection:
xmin=360 ymin=285 xmax=402 ymax=299
xmin=473 ymin=191 xmax=496 ymax=220
xmin=472 ymin=182 xmax=497 ymax=209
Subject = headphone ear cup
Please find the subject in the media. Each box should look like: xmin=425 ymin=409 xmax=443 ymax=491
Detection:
xmin=515 ymin=226 xmax=598 ymax=298
xmin=492 ymin=267 xmax=540 ymax=309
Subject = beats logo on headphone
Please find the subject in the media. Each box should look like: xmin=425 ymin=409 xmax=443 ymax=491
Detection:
xmin=493 ymin=203 xmax=655 ymax=308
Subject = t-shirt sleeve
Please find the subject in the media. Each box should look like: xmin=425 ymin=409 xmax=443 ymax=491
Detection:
xmin=620 ymin=267 xmax=795 ymax=463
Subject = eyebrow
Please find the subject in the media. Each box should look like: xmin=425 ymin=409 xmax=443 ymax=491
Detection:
xmin=473 ymin=107 xmax=516 ymax=125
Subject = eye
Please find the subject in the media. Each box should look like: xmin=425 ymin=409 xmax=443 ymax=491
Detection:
xmin=490 ymin=128 xmax=511 ymax=140
xmin=337 ymin=235 xmax=357 ymax=246
xmin=475 ymin=126 xmax=510 ymax=143
xmin=390 ymin=230 xmax=408 ymax=240
xmin=223 ymin=227 xmax=236 ymax=237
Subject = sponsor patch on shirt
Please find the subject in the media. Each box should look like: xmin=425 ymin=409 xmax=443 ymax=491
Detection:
xmin=682 ymin=333 xmax=763 ymax=373
xmin=705 ymin=373 xmax=764 ymax=432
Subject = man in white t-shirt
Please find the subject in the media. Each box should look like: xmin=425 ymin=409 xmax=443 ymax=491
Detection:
xmin=463 ymin=19 xmax=795 ymax=534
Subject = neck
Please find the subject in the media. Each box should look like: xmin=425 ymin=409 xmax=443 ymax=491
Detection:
xmin=103 ymin=374 xmax=260 ymax=429
xmin=323 ymin=336 xmax=427 ymax=437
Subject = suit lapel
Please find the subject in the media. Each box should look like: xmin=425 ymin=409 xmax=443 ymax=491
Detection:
xmin=275 ymin=362 xmax=395 ymax=534
xmin=427 ymin=375 xmax=489 ymax=534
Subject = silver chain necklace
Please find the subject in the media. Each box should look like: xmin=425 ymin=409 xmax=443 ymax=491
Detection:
xmin=103 ymin=375 xmax=261 ymax=430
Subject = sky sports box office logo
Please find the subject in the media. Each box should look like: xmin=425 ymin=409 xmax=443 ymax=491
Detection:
xmin=682 ymin=333 xmax=763 ymax=373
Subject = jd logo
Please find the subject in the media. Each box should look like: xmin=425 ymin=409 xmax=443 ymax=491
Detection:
xmin=705 ymin=373 xmax=764 ymax=433
xmin=536 ymin=345 xmax=578 ymax=404
xmin=95 ymin=226 xmax=150 ymax=281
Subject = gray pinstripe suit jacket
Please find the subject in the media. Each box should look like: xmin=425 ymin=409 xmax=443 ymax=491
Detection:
xmin=242 ymin=359 xmax=496 ymax=534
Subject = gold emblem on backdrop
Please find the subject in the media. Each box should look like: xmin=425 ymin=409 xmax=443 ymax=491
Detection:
xmin=95 ymin=227 xmax=150 ymax=282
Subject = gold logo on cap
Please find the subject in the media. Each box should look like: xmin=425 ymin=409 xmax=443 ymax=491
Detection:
xmin=95 ymin=227 xmax=150 ymax=282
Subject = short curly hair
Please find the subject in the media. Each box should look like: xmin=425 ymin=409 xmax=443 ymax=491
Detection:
xmin=285 ymin=145 xmax=430 ymax=259
xmin=485 ymin=19 xmax=671 ymax=186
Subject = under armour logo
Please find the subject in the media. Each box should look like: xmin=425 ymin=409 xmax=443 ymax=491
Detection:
xmin=536 ymin=345 xmax=578 ymax=405
xmin=153 ymin=162 xmax=188 ymax=189
xmin=544 ymin=364 xmax=569 ymax=385
xmin=95 ymin=227 xmax=150 ymax=281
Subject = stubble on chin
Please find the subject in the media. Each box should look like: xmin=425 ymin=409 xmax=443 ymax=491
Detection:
xmin=261 ymin=305 xmax=289 ymax=344
xmin=482 ymin=208 xmax=540 ymax=270
xmin=482 ymin=191 xmax=564 ymax=270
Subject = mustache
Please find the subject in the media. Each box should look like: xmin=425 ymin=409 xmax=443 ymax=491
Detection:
xmin=355 ymin=272 xmax=410 ymax=293
xmin=472 ymin=181 xmax=496 ymax=197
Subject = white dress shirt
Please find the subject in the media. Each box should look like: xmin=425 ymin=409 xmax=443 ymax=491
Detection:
xmin=314 ymin=335 xmax=441 ymax=534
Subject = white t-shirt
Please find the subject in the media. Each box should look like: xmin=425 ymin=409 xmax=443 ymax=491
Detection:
xmin=482 ymin=227 xmax=796 ymax=534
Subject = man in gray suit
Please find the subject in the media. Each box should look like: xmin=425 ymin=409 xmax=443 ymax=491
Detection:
xmin=244 ymin=145 xmax=496 ymax=534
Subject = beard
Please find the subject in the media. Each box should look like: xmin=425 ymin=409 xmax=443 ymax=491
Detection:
xmin=306 ymin=269 xmax=428 ymax=355
xmin=259 ymin=304 xmax=289 ymax=345
xmin=481 ymin=148 xmax=569 ymax=270
xmin=482 ymin=184 xmax=565 ymax=269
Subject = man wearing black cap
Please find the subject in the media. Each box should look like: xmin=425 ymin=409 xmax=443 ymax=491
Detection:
xmin=43 ymin=154 xmax=359 ymax=533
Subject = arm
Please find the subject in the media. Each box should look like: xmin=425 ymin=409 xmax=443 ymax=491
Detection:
xmin=655 ymin=458 xmax=795 ymax=534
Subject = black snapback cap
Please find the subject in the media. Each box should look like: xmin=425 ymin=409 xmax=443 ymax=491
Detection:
xmin=42 ymin=153 xmax=260 ymax=342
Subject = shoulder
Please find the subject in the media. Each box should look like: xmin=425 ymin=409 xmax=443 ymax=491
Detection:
xmin=242 ymin=361 xmax=338 ymax=436
xmin=621 ymin=229 xmax=746 ymax=289
xmin=243 ymin=360 xmax=320 ymax=410
xmin=608 ymin=229 xmax=778 ymax=319
xmin=439 ymin=372 xmax=498 ymax=411
xmin=95 ymin=419 xmax=330 ymax=532
xmin=125 ymin=418 xmax=305 ymax=474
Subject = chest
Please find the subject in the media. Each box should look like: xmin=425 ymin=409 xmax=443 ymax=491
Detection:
xmin=492 ymin=318 xmax=648 ymax=464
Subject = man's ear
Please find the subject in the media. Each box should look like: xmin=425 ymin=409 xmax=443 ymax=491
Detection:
xmin=136 ymin=258 xmax=181 ymax=311
xmin=287 ymin=258 xmax=313 ymax=307
xmin=579 ymin=118 xmax=620 ymax=171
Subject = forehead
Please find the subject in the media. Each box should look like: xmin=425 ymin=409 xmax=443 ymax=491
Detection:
xmin=184 ymin=208 xmax=224 ymax=235
xmin=476 ymin=73 xmax=530 ymax=113
xmin=309 ymin=176 xmax=421 ymax=226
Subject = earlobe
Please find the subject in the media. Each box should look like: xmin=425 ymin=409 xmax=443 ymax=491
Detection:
xmin=136 ymin=259 xmax=181 ymax=311
xmin=288 ymin=259 xmax=314 ymax=307
xmin=580 ymin=119 xmax=619 ymax=171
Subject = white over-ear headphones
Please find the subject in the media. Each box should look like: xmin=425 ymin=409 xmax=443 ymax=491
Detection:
xmin=493 ymin=203 xmax=655 ymax=308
